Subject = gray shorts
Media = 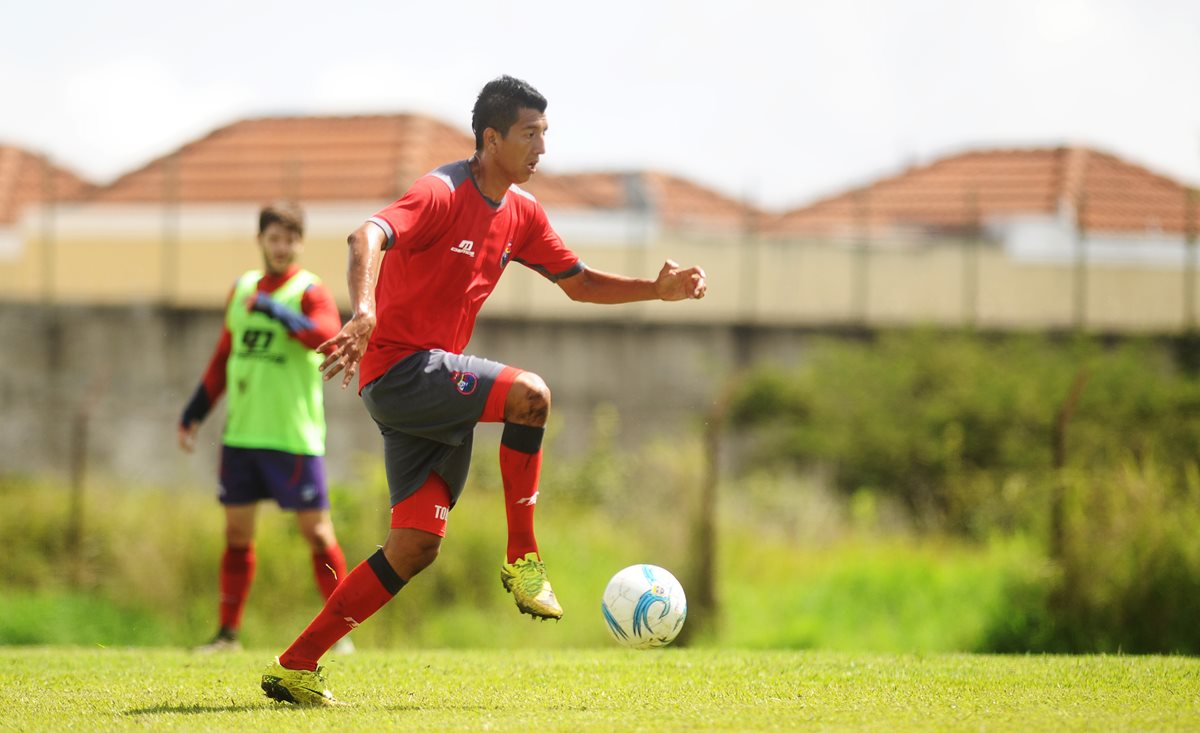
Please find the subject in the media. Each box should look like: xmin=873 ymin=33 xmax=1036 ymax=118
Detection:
xmin=361 ymin=349 xmax=509 ymax=507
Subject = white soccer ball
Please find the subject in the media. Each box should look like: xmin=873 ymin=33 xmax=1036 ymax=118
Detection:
xmin=600 ymin=564 xmax=687 ymax=649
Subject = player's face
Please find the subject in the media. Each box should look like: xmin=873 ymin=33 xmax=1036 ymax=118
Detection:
xmin=493 ymin=107 xmax=547 ymax=185
xmin=257 ymin=222 xmax=303 ymax=276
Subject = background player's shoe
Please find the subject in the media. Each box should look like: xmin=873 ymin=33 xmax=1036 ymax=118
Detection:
xmin=193 ymin=629 xmax=242 ymax=653
xmin=261 ymin=658 xmax=341 ymax=706
xmin=331 ymin=636 xmax=356 ymax=655
xmin=500 ymin=552 xmax=564 ymax=620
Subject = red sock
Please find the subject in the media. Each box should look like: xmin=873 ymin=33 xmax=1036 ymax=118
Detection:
xmin=218 ymin=544 xmax=256 ymax=631
xmin=279 ymin=550 xmax=404 ymax=671
xmin=312 ymin=544 xmax=347 ymax=600
xmin=500 ymin=423 xmax=544 ymax=564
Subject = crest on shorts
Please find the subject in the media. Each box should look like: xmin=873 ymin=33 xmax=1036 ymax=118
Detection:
xmin=451 ymin=370 xmax=479 ymax=395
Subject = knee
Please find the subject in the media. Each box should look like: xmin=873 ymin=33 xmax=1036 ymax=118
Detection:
xmin=298 ymin=516 xmax=337 ymax=551
xmin=305 ymin=527 xmax=336 ymax=552
xmin=383 ymin=529 xmax=442 ymax=579
xmin=404 ymin=536 xmax=440 ymax=578
xmin=506 ymin=371 xmax=551 ymax=427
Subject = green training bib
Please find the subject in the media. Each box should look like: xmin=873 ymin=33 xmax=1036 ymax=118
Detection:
xmin=223 ymin=269 xmax=326 ymax=455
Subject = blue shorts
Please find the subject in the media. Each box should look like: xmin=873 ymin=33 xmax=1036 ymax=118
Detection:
xmin=218 ymin=446 xmax=329 ymax=510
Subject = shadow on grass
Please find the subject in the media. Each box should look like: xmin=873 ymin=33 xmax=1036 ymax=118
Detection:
xmin=126 ymin=703 xmax=277 ymax=715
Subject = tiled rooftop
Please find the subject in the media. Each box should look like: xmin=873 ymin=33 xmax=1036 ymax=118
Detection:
xmin=6 ymin=119 xmax=1196 ymax=241
xmin=552 ymin=171 xmax=760 ymax=231
xmin=91 ymin=115 xmax=489 ymax=205
xmin=0 ymin=145 xmax=94 ymax=224
xmin=84 ymin=114 xmax=757 ymax=228
xmin=765 ymin=147 xmax=1197 ymax=237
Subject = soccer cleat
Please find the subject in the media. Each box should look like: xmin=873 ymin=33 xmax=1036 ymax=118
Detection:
xmin=193 ymin=630 xmax=242 ymax=654
xmin=500 ymin=552 xmax=564 ymax=620
xmin=261 ymin=658 xmax=341 ymax=706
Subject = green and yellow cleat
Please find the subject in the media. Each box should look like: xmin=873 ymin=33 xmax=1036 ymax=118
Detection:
xmin=261 ymin=658 xmax=342 ymax=707
xmin=500 ymin=552 xmax=564 ymax=620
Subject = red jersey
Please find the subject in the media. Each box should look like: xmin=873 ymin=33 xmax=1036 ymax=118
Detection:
xmin=359 ymin=160 xmax=582 ymax=388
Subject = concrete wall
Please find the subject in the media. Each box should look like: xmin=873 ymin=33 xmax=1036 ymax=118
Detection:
xmin=1 ymin=302 xmax=805 ymax=488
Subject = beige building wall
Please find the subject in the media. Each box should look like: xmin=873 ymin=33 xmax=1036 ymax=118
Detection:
xmin=4 ymin=203 xmax=1197 ymax=333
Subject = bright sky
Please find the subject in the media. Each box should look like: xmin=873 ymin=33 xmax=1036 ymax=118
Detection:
xmin=4 ymin=0 xmax=1198 ymax=210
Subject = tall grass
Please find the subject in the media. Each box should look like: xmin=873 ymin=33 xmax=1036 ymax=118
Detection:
xmin=0 ymin=448 xmax=1040 ymax=653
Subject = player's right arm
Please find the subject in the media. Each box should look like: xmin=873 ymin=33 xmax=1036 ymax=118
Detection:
xmin=318 ymin=222 xmax=386 ymax=388
xmin=178 ymin=328 xmax=231 ymax=453
xmin=319 ymin=178 xmax=444 ymax=387
xmin=178 ymin=287 xmax=235 ymax=452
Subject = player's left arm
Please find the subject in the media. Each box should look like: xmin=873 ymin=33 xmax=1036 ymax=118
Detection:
xmin=291 ymin=283 xmax=342 ymax=349
xmin=242 ymin=281 xmax=340 ymax=348
xmin=522 ymin=202 xmax=705 ymax=304
xmin=558 ymin=260 xmax=707 ymax=304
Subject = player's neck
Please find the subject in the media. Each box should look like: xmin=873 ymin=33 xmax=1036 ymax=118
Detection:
xmin=261 ymin=264 xmax=299 ymax=282
xmin=468 ymin=154 xmax=512 ymax=204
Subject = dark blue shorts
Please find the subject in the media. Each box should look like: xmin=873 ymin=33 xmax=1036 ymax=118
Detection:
xmin=218 ymin=446 xmax=329 ymax=510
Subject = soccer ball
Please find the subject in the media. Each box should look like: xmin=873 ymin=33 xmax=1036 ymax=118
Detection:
xmin=600 ymin=564 xmax=687 ymax=649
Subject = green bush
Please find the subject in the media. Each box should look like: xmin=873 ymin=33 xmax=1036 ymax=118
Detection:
xmin=726 ymin=330 xmax=1200 ymax=652
xmin=727 ymin=332 xmax=1200 ymax=535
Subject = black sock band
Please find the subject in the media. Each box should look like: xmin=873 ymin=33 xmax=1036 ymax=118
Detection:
xmin=502 ymin=422 xmax=544 ymax=454
xmin=366 ymin=548 xmax=406 ymax=595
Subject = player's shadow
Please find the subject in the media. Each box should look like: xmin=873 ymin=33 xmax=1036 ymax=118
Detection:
xmin=126 ymin=703 xmax=265 ymax=716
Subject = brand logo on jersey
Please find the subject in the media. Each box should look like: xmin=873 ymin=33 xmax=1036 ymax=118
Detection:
xmin=500 ymin=241 xmax=513 ymax=268
xmin=451 ymin=370 xmax=479 ymax=395
xmin=433 ymin=504 xmax=449 ymax=521
xmin=450 ymin=239 xmax=477 ymax=257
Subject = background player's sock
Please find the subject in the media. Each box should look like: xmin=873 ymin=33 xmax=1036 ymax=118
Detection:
xmin=279 ymin=549 xmax=405 ymax=671
xmin=312 ymin=544 xmax=347 ymax=600
xmin=219 ymin=544 xmax=255 ymax=632
xmin=500 ymin=422 xmax=544 ymax=563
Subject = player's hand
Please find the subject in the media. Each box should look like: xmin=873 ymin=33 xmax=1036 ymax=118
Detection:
xmin=318 ymin=313 xmax=376 ymax=388
xmin=655 ymin=259 xmax=707 ymax=301
xmin=177 ymin=422 xmax=199 ymax=453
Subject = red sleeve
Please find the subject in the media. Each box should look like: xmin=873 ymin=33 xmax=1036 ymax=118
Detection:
xmin=294 ymin=281 xmax=342 ymax=350
xmin=370 ymin=176 xmax=450 ymax=251
xmin=513 ymin=201 xmax=582 ymax=281
xmin=199 ymin=322 xmax=232 ymax=405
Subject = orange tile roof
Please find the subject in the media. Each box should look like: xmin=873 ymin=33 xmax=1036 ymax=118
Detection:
xmin=765 ymin=147 xmax=1197 ymax=237
xmin=86 ymin=114 xmax=759 ymax=229
xmin=0 ymin=145 xmax=94 ymax=225
xmin=549 ymin=170 xmax=761 ymax=231
xmin=90 ymin=114 xmax=592 ymax=208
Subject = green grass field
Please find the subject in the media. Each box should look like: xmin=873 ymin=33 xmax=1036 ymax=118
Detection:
xmin=6 ymin=647 xmax=1198 ymax=732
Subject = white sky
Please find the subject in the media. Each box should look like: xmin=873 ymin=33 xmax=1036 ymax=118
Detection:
xmin=3 ymin=0 xmax=1198 ymax=210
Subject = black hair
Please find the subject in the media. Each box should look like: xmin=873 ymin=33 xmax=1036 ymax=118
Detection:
xmin=471 ymin=75 xmax=547 ymax=151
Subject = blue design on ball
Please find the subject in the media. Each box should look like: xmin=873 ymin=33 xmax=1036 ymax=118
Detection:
xmin=601 ymin=601 xmax=628 ymax=639
xmin=633 ymin=573 xmax=672 ymax=638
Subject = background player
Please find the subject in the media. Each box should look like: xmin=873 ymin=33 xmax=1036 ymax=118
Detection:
xmin=261 ymin=77 xmax=706 ymax=704
xmin=179 ymin=202 xmax=351 ymax=653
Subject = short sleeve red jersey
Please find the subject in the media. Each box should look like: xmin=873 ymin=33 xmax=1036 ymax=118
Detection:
xmin=359 ymin=159 xmax=583 ymax=388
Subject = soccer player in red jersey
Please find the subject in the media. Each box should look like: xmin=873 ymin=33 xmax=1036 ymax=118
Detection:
xmin=178 ymin=203 xmax=351 ymax=654
xmin=261 ymin=77 xmax=706 ymax=705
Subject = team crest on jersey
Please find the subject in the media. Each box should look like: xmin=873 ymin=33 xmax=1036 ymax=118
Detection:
xmin=451 ymin=370 xmax=479 ymax=395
